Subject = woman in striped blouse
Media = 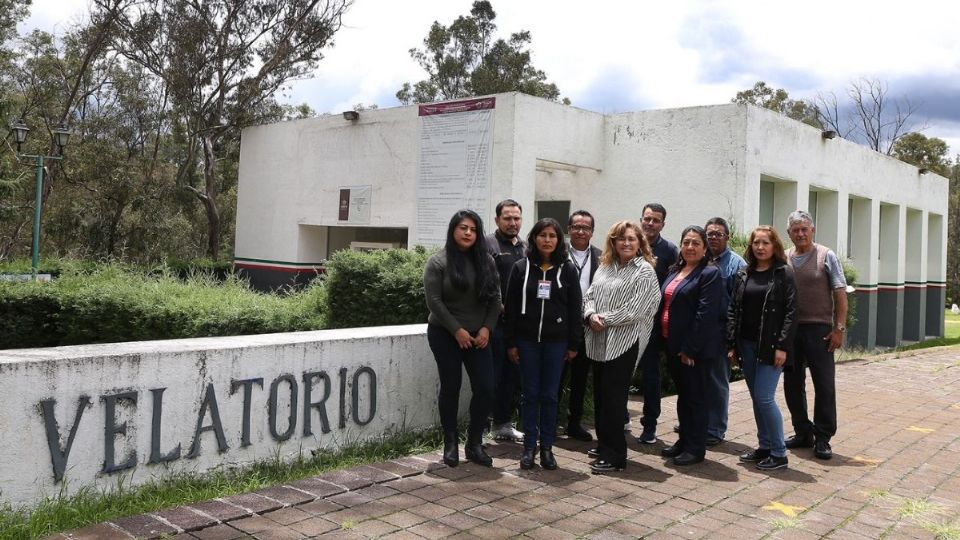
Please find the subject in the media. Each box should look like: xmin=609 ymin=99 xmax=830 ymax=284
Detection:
xmin=583 ymin=220 xmax=662 ymax=473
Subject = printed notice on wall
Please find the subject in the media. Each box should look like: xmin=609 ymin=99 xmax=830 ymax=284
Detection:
xmin=338 ymin=185 xmax=372 ymax=224
xmin=415 ymin=97 xmax=495 ymax=247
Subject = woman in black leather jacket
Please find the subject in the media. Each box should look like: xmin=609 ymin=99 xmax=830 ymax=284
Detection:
xmin=726 ymin=226 xmax=798 ymax=471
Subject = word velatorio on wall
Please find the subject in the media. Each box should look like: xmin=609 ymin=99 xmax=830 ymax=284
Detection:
xmin=0 ymin=325 xmax=449 ymax=507
xmin=39 ymin=366 xmax=378 ymax=482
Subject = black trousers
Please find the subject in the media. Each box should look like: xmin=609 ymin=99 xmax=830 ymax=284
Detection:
xmin=427 ymin=324 xmax=494 ymax=437
xmin=783 ymin=323 xmax=837 ymax=440
xmin=592 ymin=341 xmax=639 ymax=466
xmin=559 ymin=339 xmax=591 ymax=425
xmin=667 ymin=352 xmax=712 ymax=458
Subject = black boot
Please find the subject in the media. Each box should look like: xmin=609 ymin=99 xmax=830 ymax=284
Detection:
xmin=520 ymin=447 xmax=535 ymax=469
xmin=465 ymin=432 xmax=493 ymax=467
xmin=540 ymin=447 xmax=557 ymax=470
xmin=443 ymin=431 xmax=459 ymax=467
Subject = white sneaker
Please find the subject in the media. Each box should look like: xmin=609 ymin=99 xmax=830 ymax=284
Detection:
xmin=491 ymin=422 xmax=524 ymax=442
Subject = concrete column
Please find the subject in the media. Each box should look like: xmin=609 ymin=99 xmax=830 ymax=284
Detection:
xmin=902 ymin=209 xmax=926 ymax=341
xmin=926 ymin=213 xmax=946 ymax=338
xmin=876 ymin=204 xmax=905 ymax=347
xmin=812 ymin=188 xmax=841 ymax=254
xmin=847 ymin=197 xmax=878 ymax=348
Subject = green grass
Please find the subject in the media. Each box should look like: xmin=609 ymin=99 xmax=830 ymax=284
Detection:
xmin=897 ymin=498 xmax=942 ymax=520
xmin=896 ymin=310 xmax=960 ymax=352
xmin=922 ymin=521 xmax=960 ymax=540
xmin=770 ymin=517 xmax=801 ymax=530
xmin=0 ymin=428 xmax=444 ymax=540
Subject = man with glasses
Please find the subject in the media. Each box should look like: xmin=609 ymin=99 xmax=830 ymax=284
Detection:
xmin=559 ymin=210 xmax=602 ymax=441
xmin=703 ymin=217 xmax=747 ymax=446
xmin=636 ymin=203 xmax=679 ymax=443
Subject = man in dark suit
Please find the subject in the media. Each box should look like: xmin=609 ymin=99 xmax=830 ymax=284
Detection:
xmin=559 ymin=210 xmax=602 ymax=441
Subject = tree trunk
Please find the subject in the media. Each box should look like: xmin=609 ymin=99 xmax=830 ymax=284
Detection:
xmin=201 ymin=134 xmax=221 ymax=260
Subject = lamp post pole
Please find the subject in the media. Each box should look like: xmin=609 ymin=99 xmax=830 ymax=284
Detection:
xmin=26 ymin=153 xmax=62 ymax=278
xmin=9 ymin=121 xmax=71 ymax=280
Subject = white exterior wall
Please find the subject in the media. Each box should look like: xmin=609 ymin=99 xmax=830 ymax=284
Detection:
xmin=600 ymin=104 xmax=749 ymax=240
xmin=743 ymin=105 xmax=949 ymax=286
xmin=0 ymin=326 xmax=455 ymax=507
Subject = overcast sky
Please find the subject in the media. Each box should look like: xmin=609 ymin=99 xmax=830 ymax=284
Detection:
xmin=22 ymin=0 xmax=960 ymax=155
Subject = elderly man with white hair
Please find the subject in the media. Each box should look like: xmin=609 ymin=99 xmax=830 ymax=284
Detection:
xmin=783 ymin=210 xmax=848 ymax=460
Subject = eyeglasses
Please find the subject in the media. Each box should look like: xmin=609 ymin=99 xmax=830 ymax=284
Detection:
xmin=569 ymin=225 xmax=593 ymax=232
xmin=706 ymin=232 xmax=727 ymax=239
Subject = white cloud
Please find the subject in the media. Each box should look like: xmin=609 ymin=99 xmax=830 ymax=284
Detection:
xmin=19 ymin=0 xmax=960 ymax=153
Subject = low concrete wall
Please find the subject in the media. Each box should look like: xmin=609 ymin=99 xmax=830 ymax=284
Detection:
xmin=0 ymin=325 xmax=451 ymax=507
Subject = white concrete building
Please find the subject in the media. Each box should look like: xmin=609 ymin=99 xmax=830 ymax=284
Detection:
xmin=235 ymin=93 xmax=949 ymax=348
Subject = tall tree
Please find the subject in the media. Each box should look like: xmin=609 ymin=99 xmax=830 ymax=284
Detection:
xmin=816 ymin=78 xmax=919 ymax=155
xmin=732 ymin=81 xmax=821 ymax=127
xmin=892 ymin=132 xmax=950 ymax=176
xmin=397 ymin=1 xmax=564 ymax=105
xmin=112 ymin=0 xmax=351 ymax=259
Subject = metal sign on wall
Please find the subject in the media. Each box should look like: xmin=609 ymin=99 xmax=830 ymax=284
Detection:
xmin=414 ymin=97 xmax=495 ymax=247
xmin=337 ymin=185 xmax=372 ymax=224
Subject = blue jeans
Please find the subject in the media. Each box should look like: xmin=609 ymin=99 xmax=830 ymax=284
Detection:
xmin=516 ymin=339 xmax=567 ymax=449
xmin=739 ymin=339 xmax=786 ymax=457
xmin=705 ymin=348 xmax=730 ymax=439
xmin=427 ymin=324 xmax=495 ymax=437
xmin=491 ymin=325 xmax=521 ymax=425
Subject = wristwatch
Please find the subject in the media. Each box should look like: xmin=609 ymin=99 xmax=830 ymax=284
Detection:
xmin=835 ymin=324 xmax=846 ymax=332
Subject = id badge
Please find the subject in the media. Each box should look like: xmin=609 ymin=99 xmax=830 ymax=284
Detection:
xmin=537 ymin=280 xmax=551 ymax=299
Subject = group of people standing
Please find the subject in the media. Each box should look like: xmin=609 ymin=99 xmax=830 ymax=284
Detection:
xmin=423 ymin=200 xmax=847 ymax=474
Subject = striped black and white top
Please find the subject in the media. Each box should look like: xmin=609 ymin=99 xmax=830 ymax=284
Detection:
xmin=583 ymin=256 xmax=661 ymax=361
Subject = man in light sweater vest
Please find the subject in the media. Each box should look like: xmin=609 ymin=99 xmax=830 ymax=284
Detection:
xmin=783 ymin=210 xmax=848 ymax=460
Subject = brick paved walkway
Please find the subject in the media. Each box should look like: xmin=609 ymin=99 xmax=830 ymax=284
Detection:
xmin=53 ymin=347 xmax=960 ymax=539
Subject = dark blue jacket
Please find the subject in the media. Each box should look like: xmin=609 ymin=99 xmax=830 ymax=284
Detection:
xmin=659 ymin=261 xmax=725 ymax=360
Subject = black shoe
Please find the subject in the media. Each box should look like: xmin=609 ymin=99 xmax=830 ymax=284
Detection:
xmin=661 ymin=444 xmax=683 ymax=458
xmin=739 ymin=448 xmax=771 ymax=463
xmin=814 ymin=439 xmax=833 ymax=460
xmin=442 ymin=431 xmax=459 ymax=467
xmin=785 ymin=434 xmax=814 ymax=449
xmin=756 ymin=455 xmax=789 ymax=470
xmin=705 ymin=436 xmax=724 ymax=447
xmin=590 ymin=459 xmax=624 ymax=474
xmin=465 ymin=434 xmax=493 ymax=467
xmin=520 ymin=447 xmax=535 ymax=470
xmin=673 ymin=452 xmax=704 ymax=466
xmin=540 ymin=447 xmax=557 ymax=470
xmin=673 ymin=424 xmax=681 ymax=434
xmin=587 ymin=447 xmax=600 ymax=458
xmin=567 ymin=423 xmax=594 ymax=442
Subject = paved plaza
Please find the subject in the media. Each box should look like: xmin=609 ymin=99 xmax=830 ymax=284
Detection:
xmin=53 ymin=347 xmax=960 ymax=539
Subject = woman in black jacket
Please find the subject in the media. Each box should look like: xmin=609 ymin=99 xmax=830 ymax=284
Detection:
xmin=726 ymin=226 xmax=798 ymax=471
xmin=659 ymin=225 xmax=724 ymax=466
xmin=505 ymin=218 xmax=582 ymax=470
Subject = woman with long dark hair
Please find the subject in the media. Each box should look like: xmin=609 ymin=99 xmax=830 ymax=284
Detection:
xmin=582 ymin=220 xmax=661 ymax=474
xmin=727 ymin=226 xmax=798 ymax=470
xmin=423 ymin=210 xmax=501 ymax=467
xmin=504 ymin=218 xmax=582 ymax=470
xmin=659 ymin=225 xmax=724 ymax=466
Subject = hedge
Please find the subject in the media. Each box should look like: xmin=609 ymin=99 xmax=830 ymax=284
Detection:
xmin=0 ymin=264 xmax=326 ymax=349
xmin=322 ymin=247 xmax=431 ymax=328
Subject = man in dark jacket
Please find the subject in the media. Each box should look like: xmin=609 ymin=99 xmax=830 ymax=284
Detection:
xmin=485 ymin=199 xmax=526 ymax=441
xmin=559 ymin=210 xmax=602 ymax=441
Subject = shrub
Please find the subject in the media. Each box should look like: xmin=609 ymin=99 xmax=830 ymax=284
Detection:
xmin=324 ymin=247 xmax=431 ymax=329
xmin=0 ymin=264 xmax=326 ymax=349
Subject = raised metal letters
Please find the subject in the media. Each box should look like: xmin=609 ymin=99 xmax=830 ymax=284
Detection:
xmin=102 ymin=391 xmax=138 ymax=473
xmin=187 ymin=383 xmax=229 ymax=458
xmin=302 ymin=371 xmax=332 ymax=436
xmin=40 ymin=396 xmax=92 ymax=482
xmin=268 ymin=374 xmax=298 ymax=441
xmin=149 ymin=388 xmax=181 ymax=464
